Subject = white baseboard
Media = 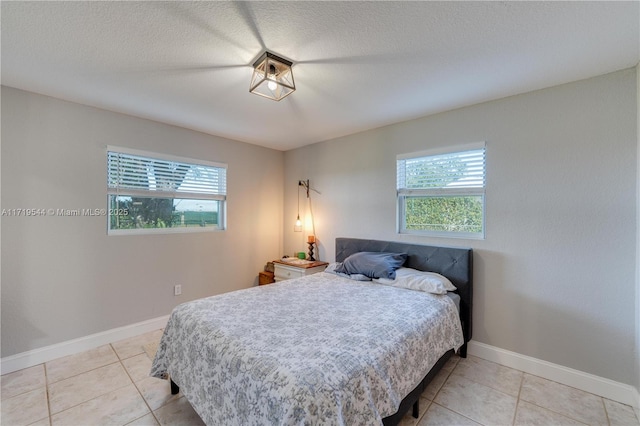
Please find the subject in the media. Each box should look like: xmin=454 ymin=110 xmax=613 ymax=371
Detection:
xmin=468 ymin=340 xmax=640 ymax=408
xmin=1 ymin=315 xmax=170 ymax=375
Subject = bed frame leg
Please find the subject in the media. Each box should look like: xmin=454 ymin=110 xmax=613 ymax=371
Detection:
xmin=170 ymin=379 xmax=180 ymax=395
xmin=412 ymin=400 xmax=419 ymax=418
xmin=459 ymin=342 xmax=468 ymax=358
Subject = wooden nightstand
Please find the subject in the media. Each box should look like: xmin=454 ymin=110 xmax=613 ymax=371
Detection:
xmin=258 ymin=271 xmax=275 ymax=285
xmin=273 ymin=259 xmax=329 ymax=282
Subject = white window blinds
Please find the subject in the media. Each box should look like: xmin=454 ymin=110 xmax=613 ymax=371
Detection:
xmin=397 ymin=144 xmax=485 ymax=194
xmin=107 ymin=148 xmax=227 ymax=200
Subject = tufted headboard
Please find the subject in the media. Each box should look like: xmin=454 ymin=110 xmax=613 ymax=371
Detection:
xmin=335 ymin=237 xmax=473 ymax=346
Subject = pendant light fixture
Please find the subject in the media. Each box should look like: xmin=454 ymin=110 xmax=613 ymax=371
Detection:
xmin=294 ymin=180 xmax=303 ymax=232
xmin=250 ymin=52 xmax=295 ymax=101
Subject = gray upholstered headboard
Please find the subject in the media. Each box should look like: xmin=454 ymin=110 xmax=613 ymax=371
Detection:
xmin=335 ymin=237 xmax=473 ymax=345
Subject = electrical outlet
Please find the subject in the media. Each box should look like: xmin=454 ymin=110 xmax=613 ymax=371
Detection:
xmin=174 ymin=285 xmax=182 ymax=296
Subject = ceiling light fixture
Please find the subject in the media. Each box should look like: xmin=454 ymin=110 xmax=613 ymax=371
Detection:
xmin=250 ymin=52 xmax=295 ymax=101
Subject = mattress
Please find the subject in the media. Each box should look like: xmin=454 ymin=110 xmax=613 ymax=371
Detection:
xmin=448 ymin=292 xmax=461 ymax=312
xmin=151 ymin=272 xmax=464 ymax=425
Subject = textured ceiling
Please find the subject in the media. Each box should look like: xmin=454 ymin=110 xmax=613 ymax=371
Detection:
xmin=2 ymin=1 xmax=639 ymax=151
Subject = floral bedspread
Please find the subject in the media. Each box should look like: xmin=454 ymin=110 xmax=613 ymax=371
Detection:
xmin=150 ymin=272 xmax=463 ymax=426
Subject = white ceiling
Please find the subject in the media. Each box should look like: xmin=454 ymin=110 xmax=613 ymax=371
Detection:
xmin=2 ymin=1 xmax=638 ymax=151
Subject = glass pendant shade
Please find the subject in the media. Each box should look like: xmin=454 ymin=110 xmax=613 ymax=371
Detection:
xmin=250 ymin=52 xmax=295 ymax=101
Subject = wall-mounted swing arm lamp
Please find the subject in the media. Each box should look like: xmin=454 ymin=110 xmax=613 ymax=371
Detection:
xmin=294 ymin=179 xmax=319 ymax=233
xmin=295 ymin=179 xmax=321 ymax=260
xmin=299 ymin=179 xmax=311 ymax=198
xmin=294 ymin=180 xmax=304 ymax=232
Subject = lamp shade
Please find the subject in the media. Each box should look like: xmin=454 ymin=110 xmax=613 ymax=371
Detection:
xmin=250 ymin=52 xmax=295 ymax=101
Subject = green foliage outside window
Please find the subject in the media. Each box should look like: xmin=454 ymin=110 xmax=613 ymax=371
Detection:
xmin=404 ymin=196 xmax=483 ymax=233
xmin=109 ymin=196 xmax=219 ymax=230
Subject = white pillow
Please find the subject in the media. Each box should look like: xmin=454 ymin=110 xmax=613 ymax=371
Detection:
xmin=374 ymin=267 xmax=456 ymax=294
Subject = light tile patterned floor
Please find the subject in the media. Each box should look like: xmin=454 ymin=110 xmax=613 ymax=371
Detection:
xmin=1 ymin=329 xmax=639 ymax=426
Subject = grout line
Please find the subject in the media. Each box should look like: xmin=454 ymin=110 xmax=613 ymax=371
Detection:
xmin=528 ymin=376 xmax=597 ymax=425
xmin=124 ymin=344 xmax=177 ymax=425
xmin=601 ymin=397 xmax=612 ymax=426
xmin=518 ymin=373 xmax=607 ymax=425
xmin=429 ymin=401 xmax=481 ymax=425
xmin=429 ymin=358 xmax=490 ymax=425
xmin=424 ymin=368 xmax=486 ymax=426
xmin=49 ymin=381 xmax=134 ymax=418
xmin=0 ymin=365 xmax=52 ymax=425
xmin=47 ymin=359 xmax=121 ymax=386
xmin=47 ymin=360 xmax=134 ymax=417
xmin=516 ymin=400 xmax=591 ymax=426
xmin=416 ymin=399 xmax=432 ymax=423
xmin=510 ymin=371 xmax=525 ymax=425
xmin=110 ymin=343 xmax=124 ymax=362
xmin=453 ymin=355 xmax=523 ymax=398
xmin=120 ymin=353 xmax=157 ymax=425
xmin=44 ymin=362 xmax=53 ymax=426
xmin=448 ymin=367 xmax=518 ymax=399
xmin=77 ymin=378 xmax=148 ymax=425
xmin=0 ymin=364 xmax=45 ymax=401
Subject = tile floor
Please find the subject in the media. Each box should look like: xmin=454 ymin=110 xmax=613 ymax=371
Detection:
xmin=2 ymin=329 xmax=639 ymax=426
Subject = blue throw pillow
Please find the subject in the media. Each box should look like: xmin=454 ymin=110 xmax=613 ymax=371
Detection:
xmin=334 ymin=252 xmax=407 ymax=279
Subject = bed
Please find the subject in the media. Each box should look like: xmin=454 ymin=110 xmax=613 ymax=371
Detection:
xmin=150 ymin=237 xmax=473 ymax=425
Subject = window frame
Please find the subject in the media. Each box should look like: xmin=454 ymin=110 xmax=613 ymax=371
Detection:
xmin=397 ymin=142 xmax=486 ymax=239
xmin=107 ymin=146 xmax=227 ymax=236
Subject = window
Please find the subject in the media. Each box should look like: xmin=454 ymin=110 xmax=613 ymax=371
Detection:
xmin=397 ymin=143 xmax=486 ymax=239
xmin=107 ymin=147 xmax=227 ymax=235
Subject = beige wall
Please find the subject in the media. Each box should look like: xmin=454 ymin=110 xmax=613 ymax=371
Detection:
xmin=636 ymin=62 xmax=640 ymax=399
xmin=284 ymin=68 xmax=638 ymax=385
xmin=1 ymin=86 xmax=284 ymax=357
